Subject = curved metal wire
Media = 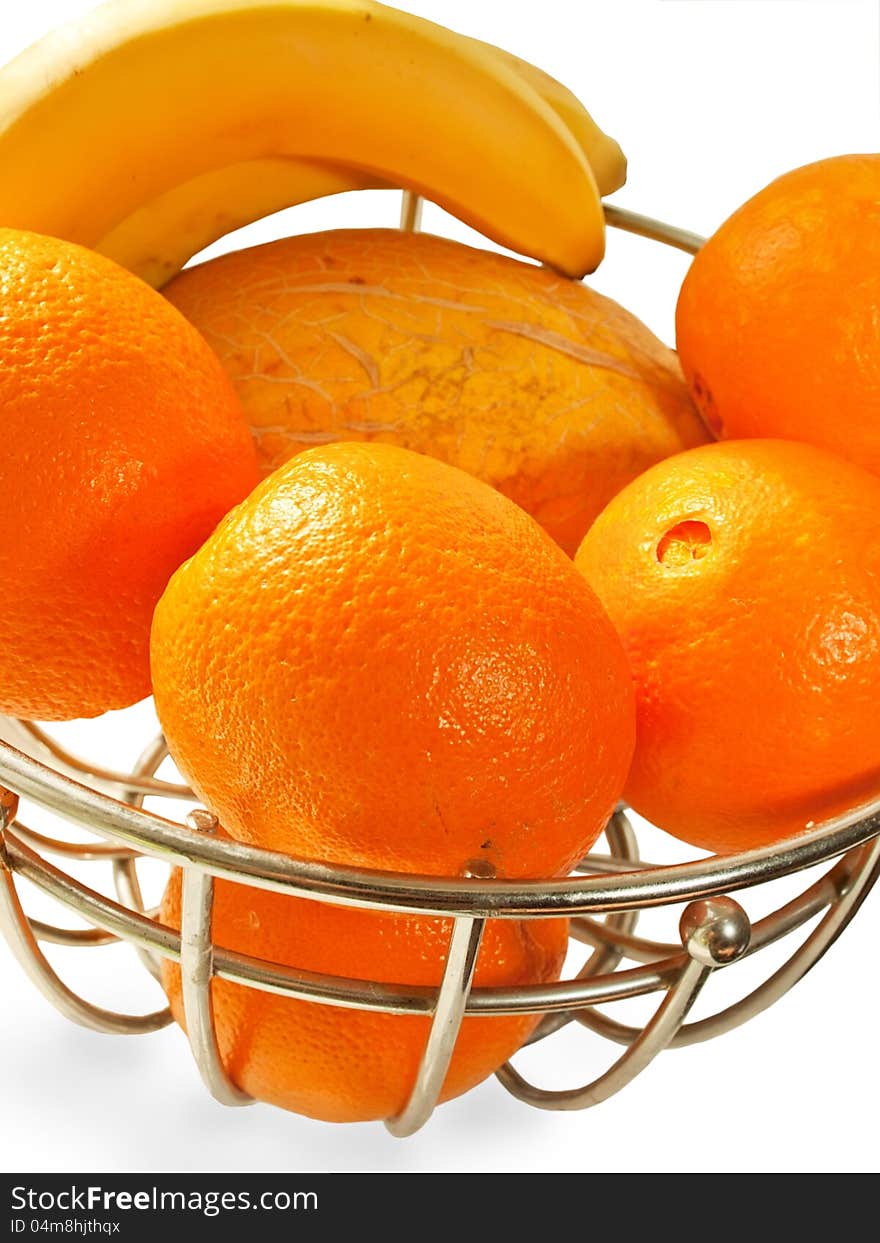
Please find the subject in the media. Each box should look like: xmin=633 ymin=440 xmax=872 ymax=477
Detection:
xmin=498 ymin=896 xmax=753 ymax=1109
xmin=4 ymin=825 xmax=679 ymax=1017
xmin=30 ymin=920 xmax=120 ymax=948
xmin=114 ymin=732 xmax=180 ymax=983
xmin=12 ymin=819 xmax=138 ymax=862
xmin=0 ymin=818 xmax=170 ymax=1036
xmin=499 ymin=956 xmax=711 ymax=1110
xmin=2 ymin=741 xmax=879 ymax=918
xmin=603 ymin=203 xmax=704 ymax=255
xmin=178 ymin=809 xmax=253 ymax=1107
xmin=575 ymin=837 xmax=880 ymax=1051
xmin=2 ymin=718 xmax=191 ymax=800
xmin=569 ymin=848 xmax=855 ymax=966
xmin=526 ymin=810 xmax=642 ymax=1048
xmin=386 ymin=916 xmax=485 ymax=1137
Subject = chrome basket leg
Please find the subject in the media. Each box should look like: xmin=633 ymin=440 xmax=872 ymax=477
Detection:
xmin=179 ymin=810 xmax=253 ymax=1107
xmin=576 ymin=838 xmax=880 ymax=1051
xmin=386 ymin=914 xmax=485 ymax=1137
xmin=0 ymin=787 xmax=171 ymax=1035
xmin=399 ymin=190 xmax=423 ymax=232
xmin=670 ymin=837 xmax=880 ymax=1047
xmin=497 ymin=897 xmax=751 ymax=1111
xmin=527 ymin=808 xmax=642 ymax=1048
xmin=114 ymin=732 xmax=178 ymax=984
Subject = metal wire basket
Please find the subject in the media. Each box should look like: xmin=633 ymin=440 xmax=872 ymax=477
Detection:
xmin=1 ymin=199 xmax=878 ymax=1138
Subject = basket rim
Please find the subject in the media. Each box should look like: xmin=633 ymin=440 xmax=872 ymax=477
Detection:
xmin=2 ymin=734 xmax=879 ymax=918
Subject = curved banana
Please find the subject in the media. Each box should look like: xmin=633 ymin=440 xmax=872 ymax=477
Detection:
xmin=94 ymin=34 xmax=626 ymax=289
xmin=0 ymin=0 xmax=605 ymax=277
xmin=96 ymin=37 xmax=625 ymax=288
xmin=98 ymin=158 xmax=386 ymax=288
xmin=490 ymin=47 xmax=626 ymax=198
xmin=95 ymin=37 xmax=625 ymax=288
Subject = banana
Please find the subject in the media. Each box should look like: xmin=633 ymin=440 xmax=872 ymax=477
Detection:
xmin=97 ymin=158 xmax=386 ymax=288
xmin=490 ymin=46 xmax=626 ymax=198
xmin=0 ymin=0 xmax=608 ymax=278
xmin=94 ymin=38 xmax=625 ymax=289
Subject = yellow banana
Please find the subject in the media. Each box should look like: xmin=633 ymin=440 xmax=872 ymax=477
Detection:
xmin=94 ymin=29 xmax=626 ymax=288
xmin=95 ymin=41 xmax=625 ymax=288
xmin=0 ymin=0 xmax=606 ymax=278
xmin=93 ymin=30 xmax=626 ymax=288
xmin=98 ymin=158 xmax=386 ymax=288
xmin=490 ymin=46 xmax=626 ymax=198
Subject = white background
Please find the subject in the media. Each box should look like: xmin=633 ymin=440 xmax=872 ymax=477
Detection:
xmin=1 ymin=0 xmax=879 ymax=1175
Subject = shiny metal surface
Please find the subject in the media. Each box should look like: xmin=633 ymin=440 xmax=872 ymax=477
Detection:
xmin=4 ymin=824 xmax=678 ymax=1015
xmin=386 ymin=916 xmax=485 ymax=1137
xmin=3 ymin=738 xmax=879 ymax=917
xmin=526 ymin=808 xmax=642 ymax=1048
xmin=30 ymin=920 xmax=120 ymax=948
xmin=179 ymin=810 xmax=253 ymax=1107
xmin=399 ymin=190 xmax=424 ymax=232
xmin=603 ymin=203 xmax=704 ymax=254
xmin=0 ymin=799 xmax=170 ymax=1036
xmin=116 ymin=732 xmax=180 ymax=984
xmin=12 ymin=818 xmax=138 ymax=862
xmin=576 ymin=837 xmax=880 ymax=1051
xmin=679 ymin=897 xmax=751 ymax=966
xmin=498 ymin=905 xmax=717 ymax=1110
xmin=0 ymin=717 xmax=190 ymax=800
xmin=4 ymin=746 xmax=877 ymax=1121
xmin=1 ymin=202 xmax=878 ymax=1135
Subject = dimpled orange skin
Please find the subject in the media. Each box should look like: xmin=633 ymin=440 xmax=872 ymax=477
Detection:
xmin=575 ymin=439 xmax=880 ymax=855
xmin=161 ymin=871 xmax=567 ymax=1123
xmin=0 ymin=228 xmax=259 ymax=721
xmin=151 ymin=442 xmax=636 ymax=879
xmin=676 ymin=156 xmax=880 ymax=470
xmin=164 ymin=228 xmax=708 ymax=556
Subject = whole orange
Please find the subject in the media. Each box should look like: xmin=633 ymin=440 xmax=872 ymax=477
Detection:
xmin=676 ymin=155 xmax=880 ymax=472
xmin=575 ymin=439 xmax=880 ymax=855
xmin=161 ymin=871 xmax=567 ymax=1123
xmin=165 ymin=228 xmax=707 ymax=556
xmin=0 ymin=228 xmax=258 ymax=721
xmin=151 ymin=442 xmax=635 ymax=879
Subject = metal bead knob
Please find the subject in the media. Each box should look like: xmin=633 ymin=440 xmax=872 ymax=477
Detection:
xmin=462 ymin=858 xmax=496 ymax=881
xmin=680 ymin=896 xmax=751 ymax=966
xmin=186 ymin=808 xmax=219 ymax=836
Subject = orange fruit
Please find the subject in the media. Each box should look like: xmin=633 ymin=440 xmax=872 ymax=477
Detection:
xmin=575 ymin=439 xmax=880 ymax=855
xmin=151 ymin=441 xmax=635 ymax=879
xmin=676 ymin=155 xmax=880 ymax=472
xmin=0 ymin=227 xmax=259 ymax=721
xmin=165 ymin=228 xmax=708 ymax=556
xmin=160 ymin=871 xmax=567 ymax=1123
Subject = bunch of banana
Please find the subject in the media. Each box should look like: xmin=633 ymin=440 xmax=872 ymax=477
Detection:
xmin=0 ymin=0 xmax=626 ymax=286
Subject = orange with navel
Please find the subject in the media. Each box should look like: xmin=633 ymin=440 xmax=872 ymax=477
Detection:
xmin=151 ymin=441 xmax=635 ymax=879
xmin=165 ymin=228 xmax=708 ymax=555
xmin=576 ymin=439 xmax=880 ymax=855
xmin=0 ymin=227 xmax=258 ymax=721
